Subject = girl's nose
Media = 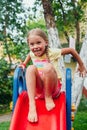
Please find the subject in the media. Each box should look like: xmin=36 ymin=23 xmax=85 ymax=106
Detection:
xmin=34 ymin=44 xmax=38 ymax=49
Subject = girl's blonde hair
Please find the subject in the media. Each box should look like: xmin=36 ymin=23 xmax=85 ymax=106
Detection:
xmin=27 ymin=28 xmax=48 ymax=43
xmin=27 ymin=28 xmax=50 ymax=62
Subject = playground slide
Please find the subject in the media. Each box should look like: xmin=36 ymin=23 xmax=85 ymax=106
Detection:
xmin=10 ymin=91 xmax=66 ymax=130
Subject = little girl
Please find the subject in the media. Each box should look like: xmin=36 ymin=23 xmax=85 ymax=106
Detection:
xmin=20 ymin=28 xmax=86 ymax=123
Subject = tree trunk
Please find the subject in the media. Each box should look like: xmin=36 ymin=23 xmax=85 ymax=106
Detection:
xmin=59 ymin=0 xmax=69 ymax=43
xmin=71 ymin=0 xmax=80 ymax=52
xmin=3 ymin=22 xmax=12 ymax=67
xmin=42 ymin=0 xmax=60 ymax=48
xmin=72 ymin=33 xmax=87 ymax=109
xmin=75 ymin=21 xmax=80 ymax=52
xmin=41 ymin=0 xmax=65 ymax=90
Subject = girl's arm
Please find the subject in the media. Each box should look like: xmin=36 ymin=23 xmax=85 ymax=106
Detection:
xmin=61 ymin=48 xmax=83 ymax=66
xmin=23 ymin=53 xmax=31 ymax=65
xmin=19 ymin=53 xmax=31 ymax=69
xmin=61 ymin=48 xmax=87 ymax=76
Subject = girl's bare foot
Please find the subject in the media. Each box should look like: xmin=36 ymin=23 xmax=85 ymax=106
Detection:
xmin=28 ymin=105 xmax=38 ymax=123
xmin=45 ymin=96 xmax=55 ymax=111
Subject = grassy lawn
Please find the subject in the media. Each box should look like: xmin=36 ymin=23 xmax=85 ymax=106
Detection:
xmin=73 ymin=96 xmax=87 ymax=130
xmin=73 ymin=112 xmax=87 ymax=130
xmin=0 ymin=105 xmax=11 ymax=130
xmin=0 ymin=122 xmax=10 ymax=130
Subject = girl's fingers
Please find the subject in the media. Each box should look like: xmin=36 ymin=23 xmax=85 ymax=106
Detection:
xmin=79 ymin=71 xmax=86 ymax=77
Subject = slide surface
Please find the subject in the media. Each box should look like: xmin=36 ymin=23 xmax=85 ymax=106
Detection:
xmin=10 ymin=91 xmax=66 ymax=130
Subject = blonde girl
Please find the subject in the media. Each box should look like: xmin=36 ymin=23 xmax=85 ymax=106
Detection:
xmin=20 ymin=28 xmax=86 ymax=123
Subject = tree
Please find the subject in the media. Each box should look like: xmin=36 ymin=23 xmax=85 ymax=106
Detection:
xmin=72 ymin=32 xmax=87 ymax=109
xmin=71 ymin=0 xmax=87 ymax=52
xmin=0 ymin=58 xmax=12 ymax=104
xmin=0 ymin=0 xmax=29 ymax=106
xmin=26 ymin=19 xmax=46 ymax=32
xmin=39 ymin=0 xmax=61 ymax=48
xmin=34 ymin=0 xmax=87 ymax=52
xmin=52 ymin=0 xmax=87 ymax=51
xmin=0 ymin=0 xmax=28 ymax=66
xmin=41 ymin=0 xmax=65 ymax=90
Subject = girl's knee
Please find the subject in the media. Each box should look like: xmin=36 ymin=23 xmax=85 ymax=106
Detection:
xmin=26 ymin=65 xmax=37 ymax=74
xmin=43 ymin=63 xmax=55 ymax=75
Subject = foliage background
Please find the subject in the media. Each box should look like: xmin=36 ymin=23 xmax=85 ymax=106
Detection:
xmin=0 ymin=0 xmax=87 ymax=111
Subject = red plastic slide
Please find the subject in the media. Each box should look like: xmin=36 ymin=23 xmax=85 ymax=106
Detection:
xmin=10 ymin=91 xmax=66 ymax=130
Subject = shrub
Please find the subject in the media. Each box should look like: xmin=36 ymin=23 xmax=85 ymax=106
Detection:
xmin=0 ymin=58 xmax=12 ymax=105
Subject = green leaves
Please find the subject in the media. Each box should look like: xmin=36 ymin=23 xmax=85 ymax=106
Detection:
xmin=0 ymin=0 xmax=27 ymax=43
xmin=0 ymin=58 xmax=12 ymax=104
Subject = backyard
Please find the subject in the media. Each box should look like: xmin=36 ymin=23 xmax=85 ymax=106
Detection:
xmin=0 ymin=61 xmax=87 ymax=129
xmin=0 ymin=0 xmax=87 ymax=129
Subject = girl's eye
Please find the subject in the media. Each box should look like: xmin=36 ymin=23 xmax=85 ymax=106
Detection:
xmin=29 ymin=43 xmax=34 ymax=46
xmin=37 ymin=41 xmax=41 ymax=44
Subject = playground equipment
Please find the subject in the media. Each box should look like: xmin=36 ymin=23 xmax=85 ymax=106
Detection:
xmin=9 ymin=67 xmax=76 ymax=130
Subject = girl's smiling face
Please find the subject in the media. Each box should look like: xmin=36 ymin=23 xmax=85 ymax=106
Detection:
xmin=28 ymin=35 xmax=48 ymax=57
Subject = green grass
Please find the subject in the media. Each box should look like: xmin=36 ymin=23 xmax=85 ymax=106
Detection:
xmin=73 ymin=112 xmax=87 ymax=130
xmin=73 ymin=96 xmax=87 ymax=129
xmin=0 ymin=122 xmax=10 ymax=130
xmin=0 ymin=105 xmax=11 ymax=130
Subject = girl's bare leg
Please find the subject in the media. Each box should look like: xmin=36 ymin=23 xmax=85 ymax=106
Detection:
xmin=26 ymin=65 xmax=43 ymax=122
xmin=43 ymin=63 xmax=58 ymax=111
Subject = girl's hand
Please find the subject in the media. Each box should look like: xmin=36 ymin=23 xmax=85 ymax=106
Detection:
xmin=77 ymin=64 xmax=87 ymax=77
xmin=18 ymin=63 xmax=26 ymax=70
